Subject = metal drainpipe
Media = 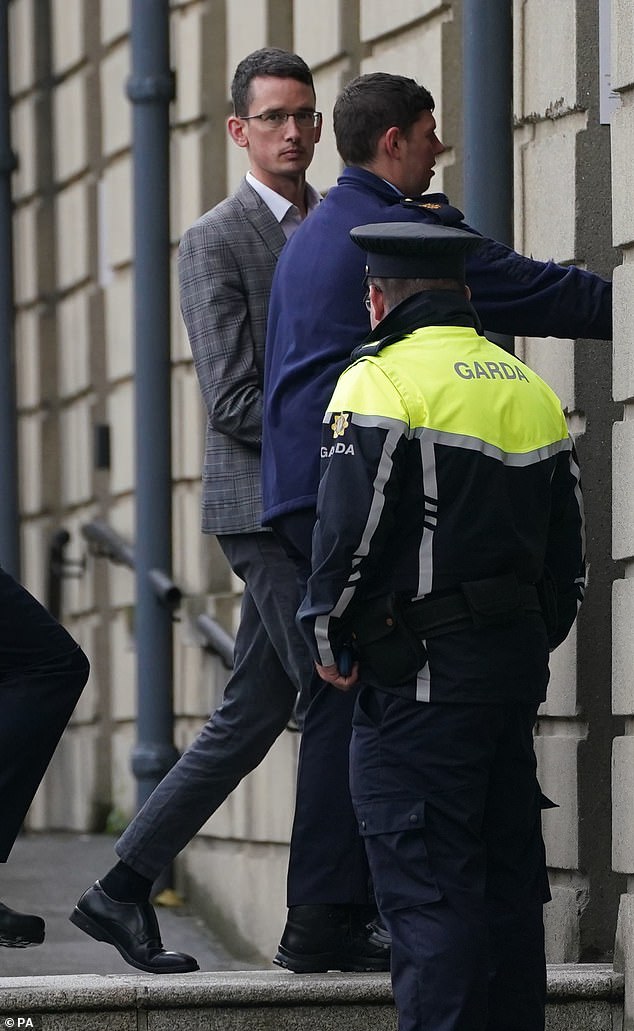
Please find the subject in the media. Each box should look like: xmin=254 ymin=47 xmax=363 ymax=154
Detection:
xmin=0 ymin=0 xmax=20 ymax=580
xmin=126 ymin=0 xmax=179 ymax=810
xmin=462 ymin=0 xmax=514 ymax=352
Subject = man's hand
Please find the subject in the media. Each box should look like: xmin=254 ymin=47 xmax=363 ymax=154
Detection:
xmin=315 ymin=660 xmax=359 ymax=691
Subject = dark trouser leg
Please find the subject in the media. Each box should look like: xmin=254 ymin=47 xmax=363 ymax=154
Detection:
xmin=350 ymin=690 xmax=546 ymax=1031
xmin=273 ymin=511 xmax=370 ymax=906
xmin=0 ymin=568 xmax=89 ymax=862
xmin=483 ymin=707 xmax=548 ymax=1031
xmin=116 ymin=531 xmax=307 ymax=881
xmin=287 ymin=682 xmax=370 ymax=904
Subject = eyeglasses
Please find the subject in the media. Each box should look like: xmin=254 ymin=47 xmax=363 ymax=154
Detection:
xmin=240 ymin=110 xmax=322 ymax=130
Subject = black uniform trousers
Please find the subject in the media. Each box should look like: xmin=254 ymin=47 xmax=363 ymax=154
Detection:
xmin=0 ymin=566 xmax=89 ymax=863
xmin=273 ymin=509 xmax=372 ymax=906
xmin=116 ymin=531 xmax=308 ymax=881
xmin=351 ymin=687 xmax=548 ymax=1031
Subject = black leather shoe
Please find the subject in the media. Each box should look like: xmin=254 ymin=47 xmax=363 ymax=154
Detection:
xmin=69 ymin=881 xmax=199 ymax=973
xmin=0 ymin=902 xmax=45 ymax=948
xmin=274 ymin=904 xmax=391 ymax=973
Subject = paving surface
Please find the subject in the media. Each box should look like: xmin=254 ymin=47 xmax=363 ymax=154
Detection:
xmin=0 ymin=831 xmax=255 ymax=976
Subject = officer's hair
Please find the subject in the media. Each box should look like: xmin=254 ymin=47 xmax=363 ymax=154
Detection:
xmin=231 ymin=48 xmax=315 ymax=116
xmin=334 ymin=73 xmax=435 ymax=166
xmin=370 ymin=276 xmax=465 ymax=311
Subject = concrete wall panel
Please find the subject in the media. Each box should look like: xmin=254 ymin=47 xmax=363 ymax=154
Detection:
xmin=173 ymin=4 xmax=208 ymax=124
xmin=57 ymin=291 xmax=92 ymax=398
xmin=361 ymin=0 xmax=446 ymax=41
xmin=516 ymin=0 xmax=576 ymax=118
xmin=536 ymin=734 xmax=581 ymax=869
xmin=101 ymin=157 xmax=133 ymax=269
xmin=55 ymin=181 xmax=91 ymax=291
xmin=519 ymin=118 xmax=585 ymax=263
xmin=612 ymin=419 xmax=634 ymax=560
xmin=612 ymin=735 xmax=634 ymax=873
xmin=611 ymin=103 xmax=634 ymax=248
xmin=53 ymin=73 xmax=88 ymax=181
xmin=51 ymin=0 xmax=85 ymax=74
xmin=612 ymin=0 xmax=634 ymax=90
xmin=8 ymin=0 xmax=35 ymax=94
xmin=11 ymin=96 xmax=37 ymax=200
xmin=104 ymin=271 xmax=133 ymax=380
xmin=100 ymin=0 xmax=128 ymax=46
xmin=106 ymin=381 xmax=134 ymax=495
xmin=59 ymin=398 xmax=93 ymax=507
xmin=612 ymin=262 xmax=634 ymax=403
xmin=294 ymin=0 xmax=340 ymax=66
xmin=100 ymin=43 xmax=131 ymax=158
xmin=612 ymin=577 xmax=634 ymax=715
xmin=13 ymin=204 xmax=39 ymax=304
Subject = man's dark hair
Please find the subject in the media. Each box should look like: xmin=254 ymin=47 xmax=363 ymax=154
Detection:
xmin=334 ymin=72 xmax=435 ymax=165
xmin=231 ymin=48 xmax=315 ymax=116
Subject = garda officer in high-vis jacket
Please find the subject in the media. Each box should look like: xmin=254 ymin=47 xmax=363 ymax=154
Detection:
xmin=297 ymin=222 xmax=586 ymax=1031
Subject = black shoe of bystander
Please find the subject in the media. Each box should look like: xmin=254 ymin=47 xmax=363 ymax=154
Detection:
xmin=0 ymin=901 xmax=45 ymax=948
xmin=274 ymin=904 xmax=391 ymax=973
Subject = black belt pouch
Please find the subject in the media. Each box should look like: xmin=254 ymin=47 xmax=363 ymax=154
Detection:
xmin=350 ymin=595 xmax=428 ymax=686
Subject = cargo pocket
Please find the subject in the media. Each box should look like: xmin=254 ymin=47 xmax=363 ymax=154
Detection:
xmin=355 ymin=797 xmax=443 ymax=913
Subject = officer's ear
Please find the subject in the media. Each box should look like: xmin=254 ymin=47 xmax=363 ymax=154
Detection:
xmin=369 ymin=283 xmax=387 ymax=327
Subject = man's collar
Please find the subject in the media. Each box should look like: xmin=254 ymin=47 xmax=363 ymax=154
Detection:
xmin=246 ymin=171 xmax=320 ymax=222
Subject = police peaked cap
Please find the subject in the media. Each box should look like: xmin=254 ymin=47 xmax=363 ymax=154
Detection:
xmin=350 ymin=222 xmax=484 ymax=280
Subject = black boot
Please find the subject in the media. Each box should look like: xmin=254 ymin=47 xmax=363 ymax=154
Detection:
xmin=0 ymin=901 xmax=45 ymax=948
xmin=274 ymin=904 xmax=390 ymax=973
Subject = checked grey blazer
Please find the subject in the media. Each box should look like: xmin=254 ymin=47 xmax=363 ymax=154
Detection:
xmin=179 ymin=178 xmax=287 ymax=534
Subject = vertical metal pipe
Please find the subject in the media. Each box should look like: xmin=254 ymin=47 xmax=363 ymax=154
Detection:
xmin=126 ymin=0 xmax=178 ymax=809
xmin=0 ymin=0 xmax=20 ymax=579
xmin=462 ymin=0 xmax=514 ymax=247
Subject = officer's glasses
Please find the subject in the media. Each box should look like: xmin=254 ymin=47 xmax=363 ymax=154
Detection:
xmin=240 ymin=110 xmax=322 ymax=130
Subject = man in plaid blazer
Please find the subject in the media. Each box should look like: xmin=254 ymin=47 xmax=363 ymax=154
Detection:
xmin=71 ymin=47 xmax=387 ymax=976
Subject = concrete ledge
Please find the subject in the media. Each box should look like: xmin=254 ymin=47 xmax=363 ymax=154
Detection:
xmin=0 ymin=965 xmax=624 ymax=1031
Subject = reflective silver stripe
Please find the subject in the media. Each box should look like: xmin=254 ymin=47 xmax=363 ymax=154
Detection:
xmin=350 ymin=412 xmax=410 ymax=434
xmin=569 ymin=444 xmax=586 ymax=559
xmin=415 ymin=658 xmax=431 ymax=702
xmin=416 ymin=426 xmax=571 ymax=466
xmin=314 ymin=583 xmax=358 ymax=666
xmin=417 ymin=435 xmax=437 ymax=598
xmin=314 ymin=425 xmax=403 ymax=665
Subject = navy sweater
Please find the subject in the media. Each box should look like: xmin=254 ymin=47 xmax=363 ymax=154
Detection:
xmin=261 ymin=166 xmax=611 ymax=525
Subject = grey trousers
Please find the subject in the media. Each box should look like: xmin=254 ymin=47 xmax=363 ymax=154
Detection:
xmin=116 ymin=531 xmax=311 ymax=882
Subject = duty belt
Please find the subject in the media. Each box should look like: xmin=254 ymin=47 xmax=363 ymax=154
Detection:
xmin=404 ymin=576 xmax=542 ymax=639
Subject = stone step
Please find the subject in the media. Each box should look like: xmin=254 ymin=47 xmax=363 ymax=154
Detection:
xmin=0 ymin=964 xmax=623 ymax=1030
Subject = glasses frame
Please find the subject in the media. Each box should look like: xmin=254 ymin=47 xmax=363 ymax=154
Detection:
xmin=239 ymin=110 xmax=322 ymax=130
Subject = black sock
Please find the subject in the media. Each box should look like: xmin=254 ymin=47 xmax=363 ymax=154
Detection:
xmin=100 ymin=860 xmax=153 ymax=904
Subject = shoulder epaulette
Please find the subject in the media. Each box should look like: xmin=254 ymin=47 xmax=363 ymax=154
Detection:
xmin=400 ymin=195 xmax=466 ymax=227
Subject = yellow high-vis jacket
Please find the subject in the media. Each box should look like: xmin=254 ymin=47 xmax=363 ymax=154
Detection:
xmin=297 ymin=291 xmax=585 ymax=704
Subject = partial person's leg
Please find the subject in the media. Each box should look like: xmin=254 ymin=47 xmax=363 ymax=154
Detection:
xmin=0 ymin=567 xmax=89 ymax=946
xmin=272 ymin=512 xmax=389 ymax=973
xmin=484 ymin=704 xmax=547 ymax=1031
xmin=274 ymin=510 xmax=371 ymax=906
xmin=0 ymin=567 xmax=89 ymax=861
xmin=115 ymin=531 xmax=301 ymax=879
xmin=71 ymin=532 xmax=303 ymax=972
xmin=351 ymin=689 xmax=506 ymax=1031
